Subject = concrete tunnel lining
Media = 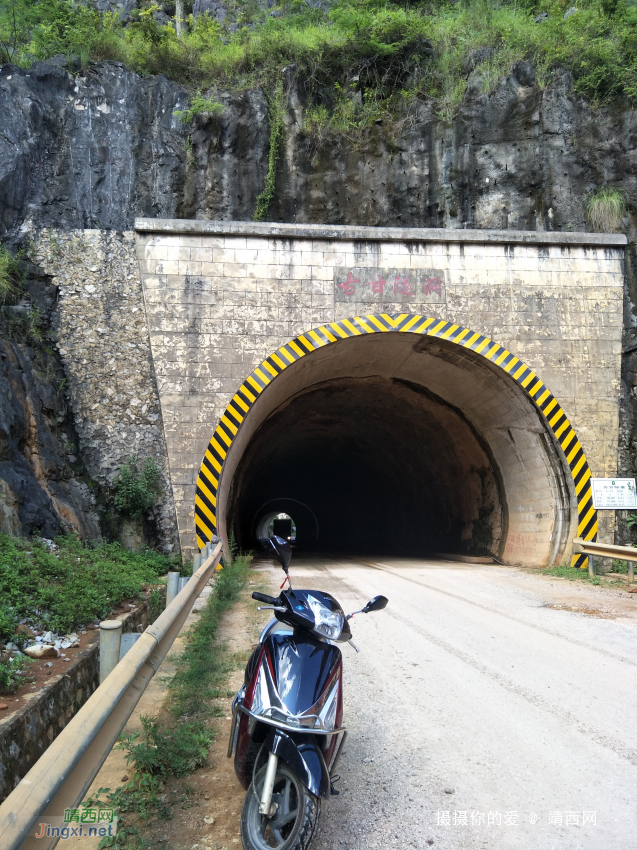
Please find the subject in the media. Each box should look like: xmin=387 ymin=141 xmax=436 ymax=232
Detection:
xmin=211 ymin=331 xmax=577 ymax=567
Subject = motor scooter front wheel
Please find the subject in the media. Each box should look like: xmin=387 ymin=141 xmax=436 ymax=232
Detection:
xmin=240 ymin=762 xmax=320 ymax=850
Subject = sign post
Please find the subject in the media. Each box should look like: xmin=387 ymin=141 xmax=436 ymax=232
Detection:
xmin=590 ymin=478 xmax=637 ymax=581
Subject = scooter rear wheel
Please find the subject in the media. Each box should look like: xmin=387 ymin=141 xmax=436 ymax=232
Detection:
xmin=240 ymin=761 xmax=320 ymax=850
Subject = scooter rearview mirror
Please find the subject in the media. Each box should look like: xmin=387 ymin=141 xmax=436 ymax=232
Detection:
xmin=362 ymin=595 xmax=388 ymax=613
xmin=268 ymin=535 xmax=292 ymax=574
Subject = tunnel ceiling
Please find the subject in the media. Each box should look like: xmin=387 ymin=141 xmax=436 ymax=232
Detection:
xmin=218 ymin=332 xmax=576 ymax=566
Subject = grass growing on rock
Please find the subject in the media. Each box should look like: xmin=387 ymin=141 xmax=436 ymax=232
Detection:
xmin=0 ymin=244 xmax=46 ymax=343
xmin=1 ymin=0 xmax=636 ymax=123
xmin=585 ymin=187 xmax=629 ymax=232
xmin=0 ymin=533 xmax=173 ymax=641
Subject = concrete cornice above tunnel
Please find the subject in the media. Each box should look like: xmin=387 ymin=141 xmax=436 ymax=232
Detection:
xmin=135 ymin=218 xmax=628 ymax=248
xmin=133 ymin=221 xmax=625 ymax=566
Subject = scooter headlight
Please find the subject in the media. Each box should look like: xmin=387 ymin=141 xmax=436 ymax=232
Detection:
xmin=306 ymin=595 xmax=344 ymax=640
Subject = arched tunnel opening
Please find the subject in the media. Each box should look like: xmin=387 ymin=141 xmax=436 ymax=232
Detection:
xmin=231 ymin=377 xmax=502 ymax=556
xmin=218 ymin=331 xmax=577 ymax=566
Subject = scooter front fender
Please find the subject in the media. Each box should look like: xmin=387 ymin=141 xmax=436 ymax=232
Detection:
xmin=265 ymin=727 xmax=331 ymax=799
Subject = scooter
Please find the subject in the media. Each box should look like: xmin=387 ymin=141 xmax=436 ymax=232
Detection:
xmin=227 ymin=535 xmax=388 ymax=850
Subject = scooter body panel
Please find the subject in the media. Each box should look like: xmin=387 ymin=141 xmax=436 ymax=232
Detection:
xmin=234 ymin=630 xmax=343 ymax=793
xmin=268 ymin=727 xmax=331 ymax=798
xmin=267 ymin=631 xmax=342 ymax=714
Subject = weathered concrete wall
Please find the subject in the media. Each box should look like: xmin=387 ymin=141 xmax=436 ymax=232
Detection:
xmin=28 ymin=228 xmax=179 ymax=553
xmin=134 ymin=220 xmax=626 ymax=562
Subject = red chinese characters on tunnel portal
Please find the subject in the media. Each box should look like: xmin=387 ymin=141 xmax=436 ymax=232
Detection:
xmin=422 ymin=276 xmax=442 ymax=296
xmin=393 ymin=275 xmax=414 ymax=296
xmin=366 ymin=274 xmax=387 ymax=295
xmin=337 ymin=272 xmax=359 ymax=296
xmin=336 ymin=269 xmax=445 ymax=300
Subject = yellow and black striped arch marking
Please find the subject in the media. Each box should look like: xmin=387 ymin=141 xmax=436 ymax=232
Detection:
xmin=195 ymin=313 xmax=596 ymax=567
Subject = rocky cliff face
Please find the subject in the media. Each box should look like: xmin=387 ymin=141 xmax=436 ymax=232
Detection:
xmin=0 ymin=61 xmax=188 ymax=234
xmin=2 ymin=59 xmax=636 ymax=235
xmin=1 ymin=56 xmax=636 ymax=545
xmin=0 ymin=267 xmax=102 ymax=541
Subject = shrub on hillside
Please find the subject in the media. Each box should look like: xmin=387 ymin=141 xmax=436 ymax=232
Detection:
xmin=113 ymin=456 xmax=163 ymax=518
xmin=0 ymin=533 xmax=171 ymax=639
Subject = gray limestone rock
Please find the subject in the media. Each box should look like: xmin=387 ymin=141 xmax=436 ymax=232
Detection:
xmin=192 ymin=0 xmax=228 ymax=21
xmin=2 ymin=59 xmax=635 ymax=238
xmin=0 ymin=61 xmax=189 ymax=236
xmin=463 ymin=47 xmax=494 ymax=76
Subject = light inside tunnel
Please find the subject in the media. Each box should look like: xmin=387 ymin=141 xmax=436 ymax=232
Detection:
xmin=216 ymin=330 xmax=579 ymax=566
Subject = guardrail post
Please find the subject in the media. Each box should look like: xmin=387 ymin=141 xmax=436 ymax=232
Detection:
xmin=628 ymin=560 xmax=634 ymax=583
xmin=119 ymin=633 xmax=142 ymax=661
xmin=99 ymin=620 xmax=122 ymax=684
xmin=166 ymin=570 xmax=180 ymax=606
xmin=193 ymin=552 xmax=201 ymax=574
xmin=588 ymin=554 xmax=595 ymax=578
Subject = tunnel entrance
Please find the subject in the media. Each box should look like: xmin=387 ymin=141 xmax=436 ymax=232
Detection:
xmin=232 ymin=377 xmax=503 ymax=556
xmin=196 ymin=315 xmax=595 ymax=568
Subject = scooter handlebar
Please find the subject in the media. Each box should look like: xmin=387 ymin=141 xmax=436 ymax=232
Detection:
xmin=252 ymin=591 xmax=279 ymax=605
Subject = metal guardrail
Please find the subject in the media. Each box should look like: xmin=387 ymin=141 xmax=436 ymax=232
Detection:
xmin=572 ymin=537 xmax=636 ymax=581
xmin=0 ymin=543 xmax=222 ymax=850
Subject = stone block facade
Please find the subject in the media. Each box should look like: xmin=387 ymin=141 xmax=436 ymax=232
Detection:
xmin=134 ymin=221 xmax=626 ymax=560
xmin=23 ymin=221 xmax=625 ymax=563
xmin=28 ymin=228 xmax=179 ymax=553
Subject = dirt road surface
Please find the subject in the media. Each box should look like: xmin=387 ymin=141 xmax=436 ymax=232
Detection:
xmin=291 ymin=558 xmax=637 ymax=850
xmin=64 ymin=557 xmax=637 ymax=850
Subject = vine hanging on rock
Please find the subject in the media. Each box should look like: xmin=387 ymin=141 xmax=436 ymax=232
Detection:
xmin=254 ymin=83 xmax=285 ymax=222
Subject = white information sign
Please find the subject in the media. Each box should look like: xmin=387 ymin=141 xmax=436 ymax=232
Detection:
xmin=591 ymin=478 xmax=637 ymax=510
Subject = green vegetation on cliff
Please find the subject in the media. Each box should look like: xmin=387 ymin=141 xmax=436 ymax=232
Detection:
xmin=113 ymin=456 xmax=163 ymax=519
xmin=0 ymin=533 xmax=172 ymax=640
xmin=0 ymin=244 xmax=44 ymax=342
xmin=1 ymin=0 xmax=636 ymax=120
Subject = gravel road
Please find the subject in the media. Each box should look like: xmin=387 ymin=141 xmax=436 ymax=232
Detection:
xmin=287 ymin=558 xmax=637 ymax=850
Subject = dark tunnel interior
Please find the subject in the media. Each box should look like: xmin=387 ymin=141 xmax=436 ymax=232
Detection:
xmin=227 ymin=376 xmax=505 ymax=557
